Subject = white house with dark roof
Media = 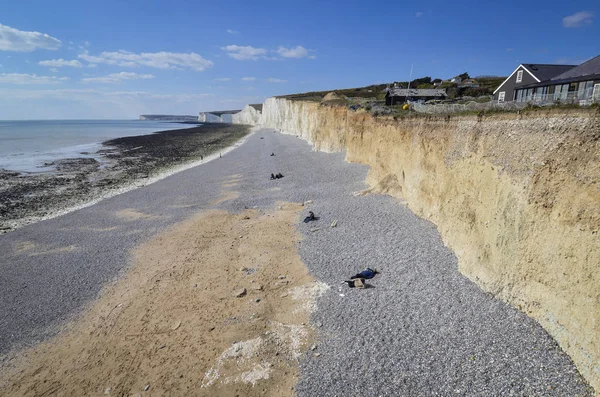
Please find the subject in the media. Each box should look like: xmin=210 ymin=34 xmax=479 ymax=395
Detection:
xmin=513 ymin=55 xmax=600 ymax=104
xmin=493 ymin=64 xmax=575 ymax=102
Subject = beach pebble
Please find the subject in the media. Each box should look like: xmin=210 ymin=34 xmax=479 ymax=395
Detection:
xmin=255 ymin=298 xmax=261 ymax=303
xmin=143 ymin=384 xmax=150 ymax=391
xmin=310 ymin=344 xmax=317 ymax=351
xmin=171 ymin=320 xmax=181 ymax=330
xmin=251 ymin=284 xmax=263 ymax=291
xmin=278 ymin=275 xmax=287 ymax=279
xmin=304 ymin=200 xmax=313 ymax=205
xmin=234 ymin=288 xmax=247 ymax=298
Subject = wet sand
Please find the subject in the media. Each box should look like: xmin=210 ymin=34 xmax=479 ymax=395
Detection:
xmin=0 ymin=124 xmax=250 ymax=232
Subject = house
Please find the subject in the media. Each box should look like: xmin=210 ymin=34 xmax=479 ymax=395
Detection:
xmin=513 ymin=55 xmax=600 ymax=104
xmin=450 ymin=77 xmax=462 ymax=83
xmin=385 ymin=88 xmax=447 ymax=105
xmin=493 ymin=63 xmax=575 ymax=102
xmin=459 ymin=79 xmax=480 ymax=88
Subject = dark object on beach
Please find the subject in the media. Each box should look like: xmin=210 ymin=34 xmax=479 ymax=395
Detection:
xmin=270 ymin=173 xmax=275 ymax=180
xmin=303 ymin=211 xmax=318 ymax=223
xmin=350 ymin=268 xmax=379 ymax=280
xmin=270 ymin=173 xmax=283 ymax=180
xmin=260 ymin=137 xmax=264 ymax=139
xmin=343 ymin=278 xmax=365 ymax=288
xmin=270 ymin=152 xmax=275 ymax=156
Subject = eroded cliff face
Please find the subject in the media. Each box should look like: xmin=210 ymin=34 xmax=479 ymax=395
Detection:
xmin=261 ymin=97 xmax=600 ymax=392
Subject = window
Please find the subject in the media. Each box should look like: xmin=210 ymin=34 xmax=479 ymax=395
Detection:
xmin=594 ymin=84 xmax=600 ymax=102
xmin=516 ymin=70 xmax=523 ymax=83
xmin=498 ymin=91 xmax=505 ymax=102
xmin=515 ymin=90 xmax=524 ymax=102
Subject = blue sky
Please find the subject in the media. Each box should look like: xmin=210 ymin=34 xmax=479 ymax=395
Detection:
xmin=0 ymin=0 xmax=598 ymax=119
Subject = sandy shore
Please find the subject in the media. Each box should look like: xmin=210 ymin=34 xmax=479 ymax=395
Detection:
xmin=0 ymin=200 xmax=325 ymax=396
xmin=0 ymin=123 xmax=250 ymax=233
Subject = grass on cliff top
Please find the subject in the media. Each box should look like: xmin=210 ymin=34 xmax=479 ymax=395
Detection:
xmin=279 ymin=84 xmax=388 ymax=101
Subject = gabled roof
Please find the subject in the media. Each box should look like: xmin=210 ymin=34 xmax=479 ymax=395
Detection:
xmin=550 ymin=54 xmax=600 ymax=81
xmin=522 ymin=64 xmax=576 ymax=82
xmin=493 ymin=63 xmax=576 ymax=94
xmin=387 ymin=88 xmax=447 ymax=97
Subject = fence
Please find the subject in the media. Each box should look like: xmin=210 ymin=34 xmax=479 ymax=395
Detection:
xmin=412 ymin=93 xmax=599 ymax=115
xmin=411 ymin=100 xmax=529 ymax=114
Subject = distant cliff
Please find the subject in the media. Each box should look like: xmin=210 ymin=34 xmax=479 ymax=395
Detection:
xmin=139 ymin=115 xmax=198 ymax=121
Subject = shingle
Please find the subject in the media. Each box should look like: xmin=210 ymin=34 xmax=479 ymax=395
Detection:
xmin=550 ymin=55 xmax=600 ymax=80
xmin=522 ymin=64 xmax=576 ymax=81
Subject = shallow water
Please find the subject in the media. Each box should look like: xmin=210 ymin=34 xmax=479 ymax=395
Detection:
xmin=0 ymin=120 xmax=194 ymax=172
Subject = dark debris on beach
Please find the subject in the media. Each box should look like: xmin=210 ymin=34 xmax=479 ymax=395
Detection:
xmin=0 ymin=124 xmax=250 ymax=232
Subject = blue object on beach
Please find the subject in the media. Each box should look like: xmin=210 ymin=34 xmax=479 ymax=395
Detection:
xmin=350 ymin=268 xmax=378 ymax=280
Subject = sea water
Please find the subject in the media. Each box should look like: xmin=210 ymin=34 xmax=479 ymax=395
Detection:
xmin=0 ymin=120 xmax=194 ymax=173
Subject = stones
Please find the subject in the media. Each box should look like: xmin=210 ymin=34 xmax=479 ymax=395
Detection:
xmin=331 ymin=220 xmax=338 ymax=228
xmin=170 ymin=320 xmax=181 ymax=330
xmin=250 ymin=284 xmax=264 ymax=291
xmin=143 ymin=384 xmax=150 ymax=391
xmin=234 ymin=288 xmax=247 ymax=298
xmin=255 ymin=298 xmax=261 ymax=303
xmin=303 ymin=200 xmax=313 ymax=206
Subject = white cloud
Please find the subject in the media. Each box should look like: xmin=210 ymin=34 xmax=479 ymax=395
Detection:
xmin=214 ymin=77 xmax=231 ymax=81
xmin=563 ymin=11 xmax=593 ymax=27
xmin=416 ymin=11 xmax=424 ymax=17
xmin=226 ymin=29 xmax=239 ymax=34
xmin=267 ymin=78 xmax=287 ymax=83
xmin=276 ymin=46 xmax=310 ymax=59
xmin=87 ymin=63 xmax=97 ymax=68
xmin=78 ymin=50 xmax=213 ymax=71
xmin=0 ymin=23 xmax=61 ymax=52
xmin=39 ymin=58 xmax=83 ymax=68
xmin=0 ymin=73 xmax=68 ymax=84
xmin=222 ymin=45 xmax=267 ymax=60
xmin=81 ymin=72 xmax=155 ymax=83
xmin=84 ymin=41 xmax=91 ymax=47
xmin=50 ymin=68 xmax=58 ymax=72
xmin=241 ymin=77 xmax=256 ymax=81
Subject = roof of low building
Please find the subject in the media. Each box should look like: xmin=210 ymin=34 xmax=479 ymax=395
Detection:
xmin=550 ymin=55 xmax=600 ymax=81
xmin=521 ymin=64 xmax=576 ymax=81
xmin=387 ymin=88 xmax=447 ymax=97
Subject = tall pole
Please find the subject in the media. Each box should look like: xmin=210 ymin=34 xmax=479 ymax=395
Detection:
xmin=407 ymin=63 xmax=414 ymax=109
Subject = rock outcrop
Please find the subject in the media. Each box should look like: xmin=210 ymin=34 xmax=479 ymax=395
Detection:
xmin=260 ymin=96 xmax=600 ymax=393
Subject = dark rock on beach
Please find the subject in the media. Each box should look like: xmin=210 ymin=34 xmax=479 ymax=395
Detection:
xmin=0 ymin=124 xmax=250 ymax=232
